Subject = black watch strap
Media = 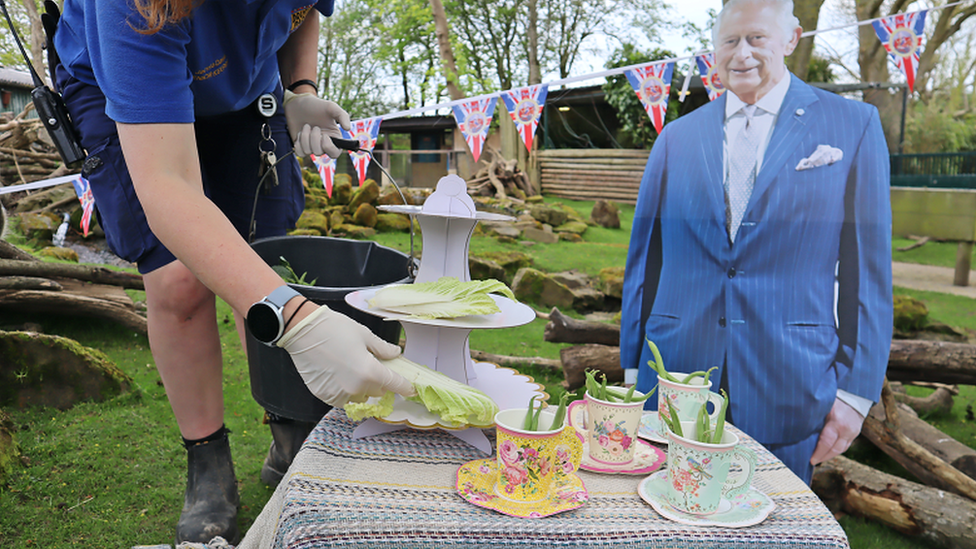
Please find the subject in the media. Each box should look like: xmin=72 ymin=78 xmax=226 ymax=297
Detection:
xmin=286 ymin=79 xmax=318 ymax=93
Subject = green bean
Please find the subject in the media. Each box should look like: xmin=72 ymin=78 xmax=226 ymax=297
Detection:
xmin=600 ymin=373 xmax=608 ymax=401
xmin=523 ymin=396 xmax=538 ymax=430
xmin=696 ymin=401 xmax=711 ymax=443
xmin=584 ymin=370 xmax=601 ymax=397
xmin=646 ymin=338 xmax=678 ymax=382
xmin=550 ymin=393 xmax=570 ymax=428
xmin=680 ymin=366 xmax=718 ymax=385
xmin=712 ymin=389 xmax=730 ymax=444
xmin=624 ymin=384 xmax=636 ymax=402
xmin=665 ymin=399 xmax=683 ymax=437
xmin=630 ymin=385 xmax=657 ymax=402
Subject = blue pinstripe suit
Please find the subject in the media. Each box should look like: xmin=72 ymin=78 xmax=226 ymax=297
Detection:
xmin=620 ymin=75 xmax=893 ymax=477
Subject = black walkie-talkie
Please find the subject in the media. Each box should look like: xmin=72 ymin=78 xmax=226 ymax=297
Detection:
xmin=1 ymin=0 xmax=85 ymax=168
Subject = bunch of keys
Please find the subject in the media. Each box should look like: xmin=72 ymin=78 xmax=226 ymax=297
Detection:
xmin=257 ymin=122 xmax=279 ymax=192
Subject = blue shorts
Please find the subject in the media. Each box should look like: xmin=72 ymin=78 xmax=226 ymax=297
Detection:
xmin=57 ymin=66 xmax=304 ymax=275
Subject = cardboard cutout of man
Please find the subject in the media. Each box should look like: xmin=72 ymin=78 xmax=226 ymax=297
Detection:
xmin=620 ymin=0 xmax=892 ymax=484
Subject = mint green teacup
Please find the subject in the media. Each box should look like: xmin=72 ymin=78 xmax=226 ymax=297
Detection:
xmin=665 ymin=420 xmax=757 ymax=515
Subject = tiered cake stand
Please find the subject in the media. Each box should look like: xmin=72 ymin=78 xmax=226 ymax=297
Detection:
xmin=344 ymin=174 xmax=544 ymax=453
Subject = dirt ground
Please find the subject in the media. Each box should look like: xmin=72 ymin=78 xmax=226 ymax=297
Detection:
xmin=892 ymin=261 xmax=976 ymax=299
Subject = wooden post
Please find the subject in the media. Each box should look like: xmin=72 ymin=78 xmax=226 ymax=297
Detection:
xmin=954 ymin=242 xmax=973 ymax=287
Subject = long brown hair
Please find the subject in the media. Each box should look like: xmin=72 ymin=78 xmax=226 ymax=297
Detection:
xmin=132 ymin=0 xmax=200 ymax=34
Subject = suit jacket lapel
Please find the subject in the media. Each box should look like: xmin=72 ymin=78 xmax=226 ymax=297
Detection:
xmin=699 ymin=95 xmax=727 ymax=224
xmin=747 ymin=76 xmax=819 ymax=215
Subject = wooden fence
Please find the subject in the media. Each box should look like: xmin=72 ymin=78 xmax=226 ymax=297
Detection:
xmin=532 ymin=149 xmax=648 ymax=204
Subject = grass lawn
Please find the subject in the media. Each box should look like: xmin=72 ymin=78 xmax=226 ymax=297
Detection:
xmin=0 ymin=196 xmax=972 ymax=548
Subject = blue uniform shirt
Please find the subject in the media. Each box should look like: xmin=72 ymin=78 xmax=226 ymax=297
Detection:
xmin=55 ymin=0 xmax=334 ymax=123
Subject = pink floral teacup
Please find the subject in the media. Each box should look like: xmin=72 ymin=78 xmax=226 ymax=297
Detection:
xmin=567 ymin=390 xmax=645 ymax=467
xmin=666 ymin=420 xmax=757 ymax=515
xmin=493 ymin=408 xmax=584 ymax=503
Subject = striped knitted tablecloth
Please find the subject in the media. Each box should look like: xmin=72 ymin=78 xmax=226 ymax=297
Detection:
xmin=237 ymin=409 xmax=849 ymax=549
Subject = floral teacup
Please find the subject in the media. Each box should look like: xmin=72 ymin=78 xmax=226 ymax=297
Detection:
xmin=666 ymin=420 xmax=757 ymax=515
xmin=567 ymin=390 xmax=644 ymax=466
xmin=493 ymin=408 xmax=584 ymax=503
xmin=657 ymin=373 xmax=724 ymax=434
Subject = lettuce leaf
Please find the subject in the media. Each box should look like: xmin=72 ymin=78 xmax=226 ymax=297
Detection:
xmin=344 ymin=356 xmax=499 ymax=427
xmin=367 ymin=277 xmax=516 ymax=319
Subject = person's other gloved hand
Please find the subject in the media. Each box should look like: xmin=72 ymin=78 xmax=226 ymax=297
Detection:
xmin=283 ymin=90 xmax=351 ymax=159
xmin=276 ymin=305 xmax=415 ymax=407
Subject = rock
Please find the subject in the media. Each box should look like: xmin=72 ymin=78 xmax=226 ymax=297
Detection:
xmin=349 ymin=179 xmax=381 ymax=212
xmin=37 ymin=246 xmax=80 ymax=262
xmin=555 ymin=220 xmax=588 ymax=236
xmin=522 ymin=226 xmax=559 ymax=244
xmin=330 ymin=176 xmax=353 ymax=205
xmin=469 ymin=256 xmax=507 ymax=282
xmin=0 ymin=331 xmax=131 ymax=410
xmin=558 ymin=233 xmax=582 ymax=242
xmin=288 ymin=228 xmax=320 ymax=236
xmin=478 ymin=251 xmax=534 ymax=281
xmin=12 ymin=184 xmax=75 ymax=213
xmin=894 ymin=294 xmax=928 ymax=333
xmin=0 ymin=409 xmax=17 ymax=482
xmin=528 ymin=204 xmax=568 ymax=227
xmin=17 ymin=212 xmax=59 ymax=243
xmin=551 ymin=270 xmax=590 ymax=289
xmin=570 ymin=286 xmax=605 ymax=312
xmin=352 ymin=203 xmax=378 ymax=228
xmin=512 ymin=267 xmax=575 ymax=309
xmin=375 ymin=213 xmax=411 ymax=232
xmin=526 ymin=195 xmax=545 ymax=204
xmin=599 ymin=267 xmax=625 ymax=299
xmin=377 ymin=186 xmax=406 ymax=206
xmin=332 ymin=224 xmax=376 ymax=239
xmin=485 ymin=224 xmax=523 ymax=239
xmin=590 ymin=200 xmax=621 ymax=228
xmin=296 ymin=210 xmax=330 ymax=234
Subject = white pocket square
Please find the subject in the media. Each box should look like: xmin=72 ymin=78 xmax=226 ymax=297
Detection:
xmin=795 ymin=144 xmax=843 ymax=171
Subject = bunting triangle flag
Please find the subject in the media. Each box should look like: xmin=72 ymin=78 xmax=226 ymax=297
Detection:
xmin=341 ymin=117 xmax=382 ymax=186
xmin=452 ymin=97 xmax=497 ymax=162
xmin=70 ymin=175 xmax=94 ymax=237
xmin=872 ymin=10 xmax=927 ymax=93
xmin=695 ymin=53 xmax=726 ymax=101
xmin=500 ymin=84 xmax=548 ymax=152
xmin=311 ymin=153 xmax=337 ymax=197
xmin=626 ymin=61 xmax=674 ymax=135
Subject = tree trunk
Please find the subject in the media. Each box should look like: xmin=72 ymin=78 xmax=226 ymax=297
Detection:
xmin=859 ymin=381 xmax=976 ymax=501
xmin=428 ymin=0 xmax=465 ymax=101
xmin=526 ymin=0 xmax=541 ymax=86
xmin=560 ymin=344 xmax=622 ymax=390
xmin=856 ymin=0 xmax=905 ymax=150
xmin=20 ymin=0 xmax=46 ymax=85
xmin=886 ymin=340 xmax=976 ymax=385
xmin=543 ymin=307 xmax=620 ymax=346
xmin=812 ymin=456 xmax=976 ymax=549
xmin=0 ymin=258 xmax=144 ymax=290
xmin=470 ymin=349 xmax=561 ymax=372
xmin=892 ymin=386 xmax=954 ymax=416
xmin=0 ymin=276 xmax=62 ymax=291
xmin=787 ymin=0 xmax=826 ymax=81
xmin=0 ymin=279 xmax=147 ymax=335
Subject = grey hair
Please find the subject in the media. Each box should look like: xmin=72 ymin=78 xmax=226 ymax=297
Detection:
xmin=711 ymin=0 xmax=801 ymax=46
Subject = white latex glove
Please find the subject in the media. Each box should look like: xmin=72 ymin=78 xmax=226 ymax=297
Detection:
xmin=810 ymin=398 xmax=865 ymax=465
xmin=276 ymin=305 xmax=415 ymax=407
xmin=283 ymin=89 xmax=352 ymax=159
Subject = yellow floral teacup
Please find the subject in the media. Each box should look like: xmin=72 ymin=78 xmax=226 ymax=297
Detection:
xmin=493 ymin=408 xmax=584 ymax=503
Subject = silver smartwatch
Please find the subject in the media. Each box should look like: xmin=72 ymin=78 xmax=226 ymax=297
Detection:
xmin=246 ymin=285 xmax=303 ymax=346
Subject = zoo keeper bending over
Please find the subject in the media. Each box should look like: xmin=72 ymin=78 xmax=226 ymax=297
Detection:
xmin=53 ymin=0 xmax=414 ymax=543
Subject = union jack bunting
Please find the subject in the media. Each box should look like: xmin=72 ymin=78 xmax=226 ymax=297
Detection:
xmin=71 ymin=175 xmax=94 ymax=237
xmin=872 ymin=10 xmax=927 ymax=93
xmin=340 ymin=117 xmax=382 ymax=186
xmin=311 ymin=153 xmax=337 ymax=198
xmin=500 ymin=84 xmax=548 ymax=152
xmin=695 ymin=53 xmax=726 ymax=101
xmin=625 ymin=61 xmax=674 ymax=134
xmin=452 ymin=97 xmax=497 ymax=162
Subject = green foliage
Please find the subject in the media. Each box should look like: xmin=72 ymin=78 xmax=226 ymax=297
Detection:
xmin=602 ymin=44 xmax=681 ymax=149
xmin=804 ymin=55 xmax=836 ymax=84
xmin=903 ymin=99 xmax=976 ymax=153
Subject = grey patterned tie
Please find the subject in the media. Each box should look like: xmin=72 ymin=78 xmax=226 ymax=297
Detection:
xmin=725 ymin=105 xmax=761 ymax=242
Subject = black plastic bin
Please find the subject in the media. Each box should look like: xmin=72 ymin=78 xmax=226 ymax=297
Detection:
xmin=246 ymin=235 xmax=413 ymax=423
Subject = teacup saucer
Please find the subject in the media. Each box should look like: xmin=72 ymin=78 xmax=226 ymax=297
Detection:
xmin=580 ymin=438 xmax=666 ymax=475
xmin=456 ymin=458 xmax=588 ymax=518
xmin=638 ymin=412 xmax=668 ymax=444
xmin=637 ymin=470 xmax=776 ymax=528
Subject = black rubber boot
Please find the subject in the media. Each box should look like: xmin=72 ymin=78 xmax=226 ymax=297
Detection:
xmin=260 ymin=417 xmax=317 ymax=486
xmin=176 ymin=428 xmax=240 ymax=544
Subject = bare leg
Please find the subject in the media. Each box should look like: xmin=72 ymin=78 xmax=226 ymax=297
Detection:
xmin=144 ymin=260 xmax=224 ymax=440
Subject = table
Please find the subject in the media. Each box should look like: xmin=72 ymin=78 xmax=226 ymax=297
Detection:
xmin=236 ymin=409 xmax=849 ymax=549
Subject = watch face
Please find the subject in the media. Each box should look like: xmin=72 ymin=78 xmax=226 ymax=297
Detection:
xmin=248 ymin=302 xmax=282 ymax=343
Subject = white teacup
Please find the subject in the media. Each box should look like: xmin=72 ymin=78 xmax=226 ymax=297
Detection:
xmin=665 ymin=420 xmax=757 ymax=515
